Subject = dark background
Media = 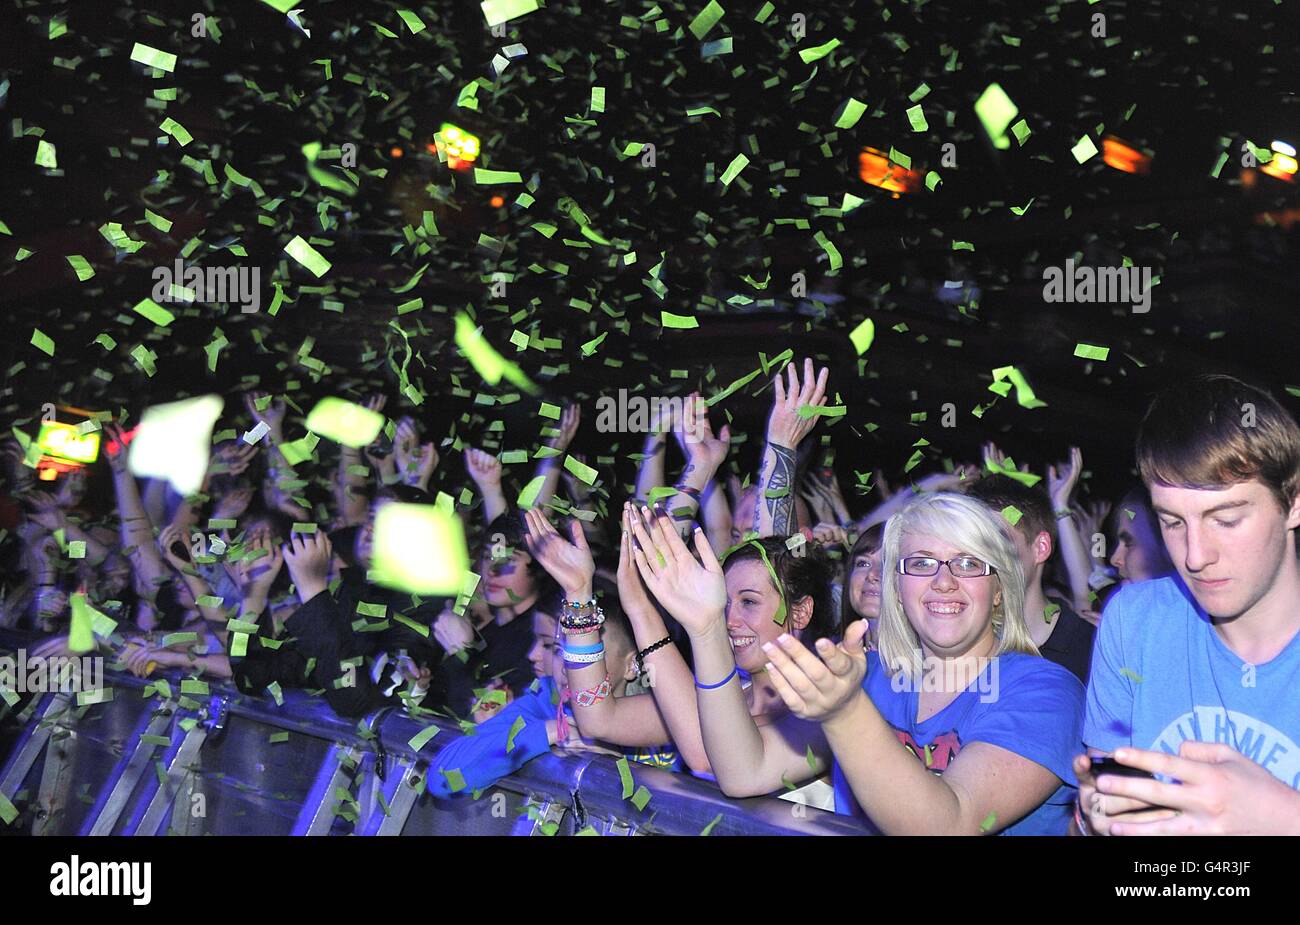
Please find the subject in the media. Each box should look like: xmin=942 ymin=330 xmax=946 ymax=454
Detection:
xmin=2 ymin=0 xmax=1298 ymax=516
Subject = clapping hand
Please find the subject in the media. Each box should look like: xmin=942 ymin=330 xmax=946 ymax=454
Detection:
xmin=522 ymin=507 xmax=594 ymax=597
xmin=625 ymin=504 xmax=726 ymax=636
xmin=763 ymin=619 xmax=870 ymax=724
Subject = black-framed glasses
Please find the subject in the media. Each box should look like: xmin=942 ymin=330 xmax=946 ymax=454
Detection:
xmin=898 ymin=555 xmax=996 ymax=579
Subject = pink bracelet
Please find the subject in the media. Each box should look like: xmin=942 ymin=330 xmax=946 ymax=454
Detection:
xmin=571 ymin=675 xmax=612 ymax=708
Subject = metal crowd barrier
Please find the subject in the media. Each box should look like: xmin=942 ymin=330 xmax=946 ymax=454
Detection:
xmin=0 ymin=633 xmax=871 ymax=836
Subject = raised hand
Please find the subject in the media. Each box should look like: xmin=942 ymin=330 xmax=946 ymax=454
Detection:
xmin=678 ymin=394 xmax=731 ymax=473
xmin=548 ymin=403 xmax=581 ymax=451
xmin=102 ymin=421 xmax=131 ymax=475
xmin=232 ymin=534 xmax=284 ymax=597
xmin=433 ymin=604 xmax=476 ymax=654
xmin=1047 ymin=447 xmax=1083 ymax=511
xmin=765 ymin=358 xmax=829 ymax=450
xmin=626 ymin=504 xmax=726 ymax=636
xmin=283 ymin=532 xmax=333 ymax=603
xmin=1077 ymin=498 xmax=1113 ymax=544
xmin=211 ymin=441 xmax=258 ymax=479
xmin=522 ymin=507 xmax=594 ymax=597
xmin=464 ymin=447 xmax=502 ymax=488
xmin=764 ymin=619 xmax=870 ymax=724
xmin=617 ymin=503 xmax=658 ymax=620
xmin=157 ymin=522 xmax=194 ymax=573
xmin=244 ymin=392 xmax=286 ymax=438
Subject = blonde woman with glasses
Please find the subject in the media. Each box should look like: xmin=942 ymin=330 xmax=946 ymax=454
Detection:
xmin=629 ymin=492 xmax=1084 ymax=834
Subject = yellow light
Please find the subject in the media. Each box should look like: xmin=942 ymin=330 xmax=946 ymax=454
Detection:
xmin=37 ymin=420 xmax=100 ymax=464
xmin=1260 ymin=152 xmax=1298 ymax=182
xmin=436 ymin=122 xmax=481 ymax=171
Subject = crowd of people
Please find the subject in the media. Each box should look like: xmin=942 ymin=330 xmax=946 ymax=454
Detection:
xmin=4 ymin=363 xmax=1299 ymax=834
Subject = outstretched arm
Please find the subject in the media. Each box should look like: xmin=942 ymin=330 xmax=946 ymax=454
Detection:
xmin=754 ymin=359 xmax=828 ymax=537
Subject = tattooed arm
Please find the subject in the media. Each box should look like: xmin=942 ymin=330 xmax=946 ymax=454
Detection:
xmin=753 ymin=359 xmax=829 ymax=538
xmin=667 ymin=394 xmax=730 ymax=538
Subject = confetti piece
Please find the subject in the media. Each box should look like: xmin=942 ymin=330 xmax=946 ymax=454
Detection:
xmin=35 ymin=140 xmax=57 ymax=169
xmin=517 ymin=476 xmax=546 ymax=508
xmin=1072 ymin=135 xmax=1099 ymax=164
xmin=906 ymin=105 xmax=929 ymax=132
xmin=397 ymin=9 xmax=427 ymax=33
xmin=305 ymin=397 xmax=385 ymax=447
xmin=408 ymin=724 xmax=440 ymax=752
xmin=31 ymin=329 xmax=55 ymax=356
xmin=1120 ymin=668 xmax=1144 ymax=684
xmin=269 ymin=731 xmax=290 ymax=744
xmin=441 ymin=768 xmax=467 ymax=792
xmin=159 ymin=117 xmax=193 ymax=147
xmin=617 ymin=756 xmax=634 ymax=798
xmin=719 ymin=153 xmax=749 ymax=187
xmin=68 ymin=592 xmax=96 ymax=653
xmin=1044 ymin=603 xmax=1061 ymax=624
xmin=834 ymin=98 xmax=868 ymax=130
xmin=1000 ymin=505 xmax=1024 ymax=526
xmin=1073 ymin=343 xmax=1110 ymax=361
xmin=474 ymin=169 xmax=523 ymax=184
xmin=130 ymin=42 xmax=177 ymax=73
xmin=66 ymin=255 xmax=95 ymax=281
xmin=132 ymin=297 xmax=176 ymax=327
xmin=974 ymin=83 xmax=1017 ymax=149
xmin=129 ymin=395 xmax=224 ymax=495
xmin=1010 ymin=118 xmax=1031 ymax=145
xmin=806 ymin=745 xmax=817 ymax=769
xmin=371 ymin=503 xmax=470 ymax=595
xmin=979 ymin=811 xmax=998 ymax=833
xmin=661 ymin=310 xmax=700 ymax=329
xmin=481 ymin=0 xmax=540 ymax=28
xmin=454 ymin=312 xmax=539 ymax=393
xmin=699 ymin=813 xmax=723 ymax=836
xmin=813 ymin=230 xmax=842 ymax=272
xmin=688 ymin=0 xmax=725 ymax=40
xmin=990 ymin=366 xmax=1047 ymax=409
xmin=563 ymin=455 xmax=599 ymax=485
xmin=849 ymin=318 xmax=875 ymax=355
xmin=799 ymin=38 xmax=841 ymax=64
xmin=630 ymin=785 xmax=652 ymax=811
xmin=797 ymin=404 xmax=847 ymax=419
xmin=506 ymin=716 xmax=526 ymax=753
xmin=284 ymin=235 xmax=332 ymax=277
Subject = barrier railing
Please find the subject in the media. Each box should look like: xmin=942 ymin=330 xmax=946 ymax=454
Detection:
xmin=0 ymin=633 xmax=871 ymax=836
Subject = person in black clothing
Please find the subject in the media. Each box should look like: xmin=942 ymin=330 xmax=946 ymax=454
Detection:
xmin=964 ymin=474 xmax=1096 ymax=682
xmin=441 ymin=509 xmax=560 ymax=721
xmin=232 ymin=487 xmax=451 ymax=717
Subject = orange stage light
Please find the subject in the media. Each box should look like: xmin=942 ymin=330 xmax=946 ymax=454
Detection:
xmin=489 ymin=195 xmax=505 ymax=208
xmin=857 ymin=147 xmax=924 ymax=196
xmin=390 ymin=146 xmax=404 ymax=158
xmin=1101 ymin=136 xmax=1153 ymax=175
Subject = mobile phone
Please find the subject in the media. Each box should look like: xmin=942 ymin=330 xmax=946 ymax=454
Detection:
xmin=1090 ymin=756 xmax=1156 ymax=780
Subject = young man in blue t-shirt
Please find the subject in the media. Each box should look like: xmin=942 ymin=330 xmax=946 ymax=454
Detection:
xmin=1076 ymin=374 xmax=1300 ymax=835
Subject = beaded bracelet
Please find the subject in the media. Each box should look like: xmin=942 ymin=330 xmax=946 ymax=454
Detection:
xmin=635 ymin=636 xmax=674 ymax=676
xmin=563 ymin=597 xmax=598 ymax=611
xmin=561 ymin=623 xmax=603 ymax=637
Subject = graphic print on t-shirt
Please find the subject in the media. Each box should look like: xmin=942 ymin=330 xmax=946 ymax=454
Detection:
xmin=896 ymin=729 xmax=963 ymax=772
xmin=1151 ymin=707 xmax=1300 ymax=788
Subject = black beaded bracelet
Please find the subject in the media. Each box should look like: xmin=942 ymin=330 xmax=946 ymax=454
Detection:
xmin=635 ymin=636 xmax=674 ymax=676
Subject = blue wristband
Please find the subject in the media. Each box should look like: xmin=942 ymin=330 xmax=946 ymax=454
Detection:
xmin=562 ymin=641 xmax=604 ymax=655
xmin=694 ymin=665 xmax=739 ymax=690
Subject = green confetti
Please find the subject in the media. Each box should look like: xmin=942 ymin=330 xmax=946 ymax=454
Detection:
xmin=1071 ymin=135 xmax=1099 ymax=164
xmin=616 ymin=756 xmax=634 ymax=798
xmin=159 ymin=117 xmax=193 ymax=147
xmin=906 ymin=104 xmax=929 ymax=132
xmin=269 ymin=731 xmax=290 ymax=744
xmin=688 ymin=0 xmax=725 ymax=40
xmin=834 ymin=97 xmax=867 ymax=130
xmin=849 ymin=318 xmax=875 ymax=354
xmin=661 ymin=310 xmax=700 ymax=329
xmin=719 ymin=153 xmax=749 ymax=187
xmin=506 ymin=716 xmax=526 ymax=753
xmin=813 ymin=230 xmax=842 ymax=272
xmin=65 ymin=255 xmax=95 ymax=281
xmin=974 ymin=83 xmax=1017 ymax=149
xmin=805 ymin=744 xmax=817 ymax=769
xmin=979 ymin=811 xmax=998 ymax=833
xmin=1010 ymin=118 xmax=1031 ymax=145
xmin=1119 ymin=667 xmax=1144 ymax=684
xmin=129 ymin=42 xmax=177 ymax=73
xmin=699 ymin=812 xmax=723 ymax=836
xmin=1073 ymin=343 xmax=1110 ymax=361
xmin=1000 ymin=505 xmax=1023 ymax=526
xmin=474 ymin=169 xmax=524 ymax=184
xmin=396 ymin=9 xmax=427 ymax=33
xmin=796 ymin=404 xmax=847 ymax=419
xmin=31 ymin=329 xmax=55 ymax=356
xmin=284 ymin=235 xmax=332 ymax=277
xmin=132 ymin=297 xmax=176 ymax=327
xmin=630 ymin=785 xmax=652 ymax=811
xmin=441 ymin=767 xmax=467 ymax=792
xmin=563 ymin=455 xmax=599 ymax=486
xmin=35 ymin=140 xmax=57 ymax=169
xmin=481 ymin=0 xmax=540 ymax=28
xmin=799 ymin=38 xmax=841 ymax=64
xmin=408 ymin=724 xmax=440 ymax=752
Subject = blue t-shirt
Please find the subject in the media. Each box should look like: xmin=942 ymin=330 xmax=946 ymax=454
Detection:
xmin=833 ymin=650 xmax=1084 ymax=835
xmin=1083 ymin=576 xmax=1300 ymax=789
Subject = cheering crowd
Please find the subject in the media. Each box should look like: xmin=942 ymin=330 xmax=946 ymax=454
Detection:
xmin=4 ymin=363 xmax=1300 ymax=835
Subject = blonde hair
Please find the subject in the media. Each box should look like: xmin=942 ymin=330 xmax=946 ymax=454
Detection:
xmin=876 ymin=492 xmax=1039 ymax=680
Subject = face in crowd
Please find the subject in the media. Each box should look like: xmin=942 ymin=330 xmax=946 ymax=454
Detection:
xmin=722 ymin=557 xmax=814 ymax=672
xmin=479 ymin=542 xmax=538 ymax=610
xmin=1150 ymin=480 xmax=1300 ymax=621
xmin=1109 ymin=500 xmax=1169 ymax=585
xmin=847 ymin=545 xmax=883 ymax=621
xmin=896 ymin=532 xmax=1003 ymax=660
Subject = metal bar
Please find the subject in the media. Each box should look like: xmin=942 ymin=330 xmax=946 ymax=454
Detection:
xmin=373 ymin=762 xmax=421 ymax=836
xmin=292 ymin=744 xmax=360 ymax=836
xmin=134 ymin=724 xmax=209 ymax=836
xmin=85 ymin=704 xmax=176 ymax=836
xmin=0 ymin=692 xmax=73 ymax=803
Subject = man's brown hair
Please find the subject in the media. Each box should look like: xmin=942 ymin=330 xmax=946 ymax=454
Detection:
xmin=1136 ymin=374 xmax=1300 ymax=513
